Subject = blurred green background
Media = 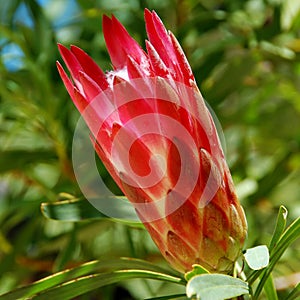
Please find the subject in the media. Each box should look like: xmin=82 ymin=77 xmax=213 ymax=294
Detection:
xmin=0 ymin=0 xmax=299 ymax=299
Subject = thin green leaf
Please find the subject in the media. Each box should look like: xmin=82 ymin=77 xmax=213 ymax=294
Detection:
xmin=284 ymin=282 xmax=300 ymax=300
xmin=53 ymin=225 xmax=78 ymax=272
xmin=269 ymin=206 xmax=288 ymax=251
xmin=186 ymin=274 xmax=249 ymax=300
xmin=260 ymin=41 xmax=296 ymax=60
xmin=263 ymin=274 xmax=278 ymax=300
xmin=184 ymin=264 xmax=209 ymax=281
xmin=281 ymin=0 xmax=300 ymax=30
xmin=0 ymin=258 xmax=182 ymax=300
xmin=41 ymin=197 xmax=143 ymax=227
xmin=0 ymin=24 xmax=29 ymax=56
xmin=247 ymin=206 xmax=288 ymax=284
xmin=33 ymin=270 xmax=184 ymax=300
xmin=0 ymin=150 xmax=56 ymax=173
xmin=41 ymin=198 xmax=109 ymax=221
xmin=145 ymin=294 xmax=187 ymax=300
xmin=253 ymin=216 xmax=300 ymax=299
xmin=244 ymin=245 xmax=269 ymax=270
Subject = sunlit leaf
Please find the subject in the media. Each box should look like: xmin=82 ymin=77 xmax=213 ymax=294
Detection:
xmin=0 ymin=258 xmax=183 ymax=300
xmin=32 ymin=270 xmax=183 ymax=300
xmin=260 ymin=41 xmax=296 ymax=60
xmin=186 ymin=274 xmax=249 ymax=300
xmin=184 ymin=264 xmax=209 ymax=281
xmin=142 ymin=293 xmax=187 ymax=300
xmin=281 ymin=0 xmax=300 ymax=30
xmin=244 ymin=245 xmax=269 ymax=270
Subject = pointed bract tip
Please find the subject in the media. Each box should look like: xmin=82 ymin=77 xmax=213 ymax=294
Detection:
xmin=70 ymin=44 xmax=81 ymax=52
xmin=56 ymin=60 xmax=61 ymax=67
xmin=102 ymin=14 xmax=112 ymax=30
xmin=144 ymin=8 xmax=153 ymax=22
xmin=56 ymin=60 xmax=66 ymax=77
xmin=57 ymin=43 xmax=68 ymax=54
xmin=144 ymin=8 xmax=152 ymax=16
xmin=57 ymin=43 xmax=74 ymax=64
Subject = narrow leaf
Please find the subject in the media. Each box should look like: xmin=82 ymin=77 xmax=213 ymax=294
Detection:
xmin=254 ymin=216 xmax=300 ymax=298
xmin=0 ymin=150 xmax=56 ymax=173
xmin=247 ymin=206 xmax=288 ymax=284
xmin=145 ymin=294 xmax=187 ymax=300
xmin=32 ymin=270 xmax=184 ymax=300
xmin=260 ymin=41 xmax=295 ymax=60
xmin=41 ymin=197 xmax=143 ymax=227
xmin=269 ymin=206 xmax=288 ymax=251
xmin=264 ymin=275 xmax=278 ymax=300
xmin=0 ymin=258 xmax=181 ymax=300
xmin=284 ymin=282 xmax=300 ymax=300
xmin=186 ymin=274 xmax=249 ymax=300
xmin=41 ymin=198 xmax=109 ymax=221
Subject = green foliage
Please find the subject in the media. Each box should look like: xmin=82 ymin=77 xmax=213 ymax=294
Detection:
xmin=184 ymin=264 xmax=209 ymax=282
xmin=41 ymin=195 xmax=143 ymax=227
xmin=186 ymin=274 xmax=249 ymax=300
xmin=247 ymin=206 xmax=300 ymax=299
xmin=0 ymin=0 xmax=299 ymax=298
xmin=0 ymin=258 xmax=184 ymax=299
xmin=244 ymin=245 xmax=269 ymax=271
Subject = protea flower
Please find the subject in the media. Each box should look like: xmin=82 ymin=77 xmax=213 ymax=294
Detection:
xmin=57 ymin=9 xmax=247 ymax=274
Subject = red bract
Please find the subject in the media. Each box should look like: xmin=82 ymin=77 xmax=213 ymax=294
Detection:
xmin=57 ymin=9 xmax=247 ymax=274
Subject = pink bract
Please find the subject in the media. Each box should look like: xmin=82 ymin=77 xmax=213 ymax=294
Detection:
xmin=57 ymin=9 xmax=247 ymax=274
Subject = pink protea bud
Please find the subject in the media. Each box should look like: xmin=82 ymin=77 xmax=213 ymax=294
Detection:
xmin=57 ymin=9 xmax=247 ymax=274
